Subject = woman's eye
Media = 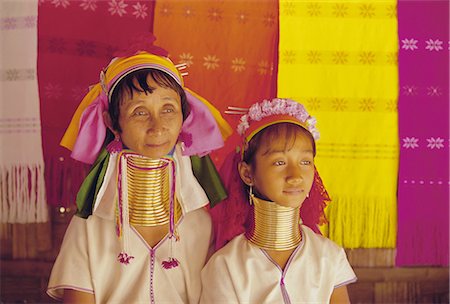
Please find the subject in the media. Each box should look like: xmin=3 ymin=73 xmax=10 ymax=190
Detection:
xmin=132 ymin=110 xmax=148 ymax=116
xmin=162 ymin=108 xmax=175 ymax=114
xmin=274 ymin=160 xmax=285 ymax=166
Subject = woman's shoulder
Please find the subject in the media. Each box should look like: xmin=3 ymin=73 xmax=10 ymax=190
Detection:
xmin=180 ymin=207 xmax=211 ymax=234
xmin=63 ymin=213 xmax=115 ymax=239
xmin=183 ymin=206 xmax=211 ymax=223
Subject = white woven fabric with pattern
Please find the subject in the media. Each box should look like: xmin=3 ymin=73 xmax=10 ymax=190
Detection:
xmin=0 ymin=0 xmax=48 ymax=223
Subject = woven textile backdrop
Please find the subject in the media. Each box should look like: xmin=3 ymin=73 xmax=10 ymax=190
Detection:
xmin=397 ymin=0 xmax=449 ymax=266
xmin=38 ymin=0 xmax=155 ymax=208
xmin=0 ymin=0 xmax=447 ymax=266
xmin=1 ymin=0 xmax=48 ymax=224
xmin=278 ymin=0 xmax=399 ymax=249
xmin=153 ymin=0 xmax=279 ymax=165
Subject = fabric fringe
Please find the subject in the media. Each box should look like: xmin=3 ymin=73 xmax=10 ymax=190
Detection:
xmin=0 ymin=163 xmax=48 ymax=223
xmin=320 ymin=195 xmax=397 ymax=248
xmin=44 ymin=156 xmax=89 ymax=207
xmin=396 ymin=222 xmax=449 ymax=266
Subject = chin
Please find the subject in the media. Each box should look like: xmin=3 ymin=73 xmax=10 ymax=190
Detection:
xmin=142 ymin=151 xmax=169 ymax=159
xmin=277 ymin=200 xmax=304 ymax=208
xmin=132 ymin=147 xmax=169 ymax=159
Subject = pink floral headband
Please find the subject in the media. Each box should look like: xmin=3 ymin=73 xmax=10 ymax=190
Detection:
xmin=226 ymin=98 xmax=320 ymax=142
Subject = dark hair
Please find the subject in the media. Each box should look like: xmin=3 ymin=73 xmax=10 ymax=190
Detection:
xmin=242 ymin=122 xmax=316 ymax=166
xmin=108 ymin=69 xmax=190 ymax=132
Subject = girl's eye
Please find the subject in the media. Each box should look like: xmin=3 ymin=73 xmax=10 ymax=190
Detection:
xmin=300 ymin=160 xmax=312 ymax=165
xmin=274 ymin=160 xmax=286 ymax=166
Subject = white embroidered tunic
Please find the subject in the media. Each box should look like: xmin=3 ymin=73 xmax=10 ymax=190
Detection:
xmin=47 ymin=147 xmax=212 ymax=303
xmin=201 ymin=225 xmax=357 ymax=304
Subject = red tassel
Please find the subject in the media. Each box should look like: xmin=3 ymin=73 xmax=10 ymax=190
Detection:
xmin=117 ymin=252 xmax=134 ymax=265
xmin=107 ymin=138 xmax=123 ymax=154
xmin=162 ymin=258 xmax=180 ymax=269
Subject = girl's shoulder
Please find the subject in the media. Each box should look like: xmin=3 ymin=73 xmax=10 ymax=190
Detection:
xmin=206 ymin=234 xmax=248 ymax=266
xmin=301 ymin=225 xmax=344 ymax=254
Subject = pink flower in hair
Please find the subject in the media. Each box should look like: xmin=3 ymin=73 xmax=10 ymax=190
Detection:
xmin=271 ymin=99 xmax=282 ymax=114
xmin=237 ymin=115 xmax=249 ymax=135
xmin=234 ymin=98 xmax=320 ymax=140
xmin=261 ymin=99 xmax=273 ymax=115
xmin=285 ymin=102 xmax=299 ymax=116
xmin=307 ymin=116 xmax=317 ymax=125
xmin=248 ymin=103 xmax=263 ymax=121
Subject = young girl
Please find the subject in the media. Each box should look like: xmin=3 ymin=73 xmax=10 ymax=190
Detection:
xmin=46 ymin=50 xmax=231 ymax=303
xmin=201 ymin=98 xmax=356 ymax=303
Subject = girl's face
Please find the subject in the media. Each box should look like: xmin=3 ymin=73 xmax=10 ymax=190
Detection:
xmin=240 ymin=130 xmax=315 ymax=208
xmin=115 ymin=76 xmax=183 ymax=158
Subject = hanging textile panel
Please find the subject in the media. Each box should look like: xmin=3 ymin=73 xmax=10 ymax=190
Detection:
xmin=1 ymin=0 xmax=48 ymax=223
xmin=153 ymin=0 xmax=279 ymax=166
xmin=278 ymin=0 xmax=398 ymax=248
xmin=38 ymin=0 xmax=155 ymax=208
xmin=396 ymin=0 xmax=449 ymax=266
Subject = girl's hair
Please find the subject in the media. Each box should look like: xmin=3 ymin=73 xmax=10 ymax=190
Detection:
xmin=108 ymin=69 xmax=190 ymax=132
xmin=242 ymin=122 xmax=316 ymax=166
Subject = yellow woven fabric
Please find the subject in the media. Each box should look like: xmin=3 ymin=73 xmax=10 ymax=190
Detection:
xmin=278 ymin=0 xmax=398 ymax=248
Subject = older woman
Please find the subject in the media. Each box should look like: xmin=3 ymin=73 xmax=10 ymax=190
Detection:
xmin=47 ymin=50 xmax=230 ymax=303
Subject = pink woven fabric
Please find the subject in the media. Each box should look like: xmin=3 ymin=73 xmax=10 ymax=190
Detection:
xmin=38 ymin=1 xmax=155 ymax=206
xmin=396 ymin=1 xmax=449 ymax=266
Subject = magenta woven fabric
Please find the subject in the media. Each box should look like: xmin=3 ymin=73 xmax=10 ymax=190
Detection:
xmin=396 ymin=1 xmax=449 ymax=266
xmin=38 ymin=0 xmax=155 ymax=207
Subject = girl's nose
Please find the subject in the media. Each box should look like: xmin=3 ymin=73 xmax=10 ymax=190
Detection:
xmin=286 ymin=165 xmax=303 ymax=184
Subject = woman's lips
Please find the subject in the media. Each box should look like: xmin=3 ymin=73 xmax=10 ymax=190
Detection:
xmin=146 ymin=142 xmax=167 ymax=148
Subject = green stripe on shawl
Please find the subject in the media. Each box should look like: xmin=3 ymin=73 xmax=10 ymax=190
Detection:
xmin=191 ymin=155 xmax=227 ymax=207
xmin=76 ymin=149 xmax=110 ymax=218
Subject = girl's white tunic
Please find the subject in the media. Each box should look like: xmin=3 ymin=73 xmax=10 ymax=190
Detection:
xmin=201 ymin=225 xmax=357 ymax=304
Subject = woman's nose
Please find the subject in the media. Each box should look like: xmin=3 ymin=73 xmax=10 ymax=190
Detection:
xmin=146 ymin=114 xmax=164 ymax=135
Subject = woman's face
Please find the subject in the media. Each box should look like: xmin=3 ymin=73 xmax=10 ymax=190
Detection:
xmin=241 ymin=130 xmax=315 ymax=208
xmin=116 ymin=75 xmax=183 ymax=158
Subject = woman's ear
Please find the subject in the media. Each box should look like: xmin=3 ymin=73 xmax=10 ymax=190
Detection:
xmin=238 ymin=161 xmax=253 ymax=186
xmin=103 ymin=111 xmax=119 ymax=138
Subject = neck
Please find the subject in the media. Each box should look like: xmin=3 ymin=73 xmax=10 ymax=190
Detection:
xmin=118 ymin=152 xmax=181 ymax=227
xmin=245 ymin=195 xmax=302 ymax=251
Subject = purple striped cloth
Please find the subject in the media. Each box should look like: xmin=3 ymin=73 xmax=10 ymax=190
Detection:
xmin=397 ymin=0 xmax=449 ymax=266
